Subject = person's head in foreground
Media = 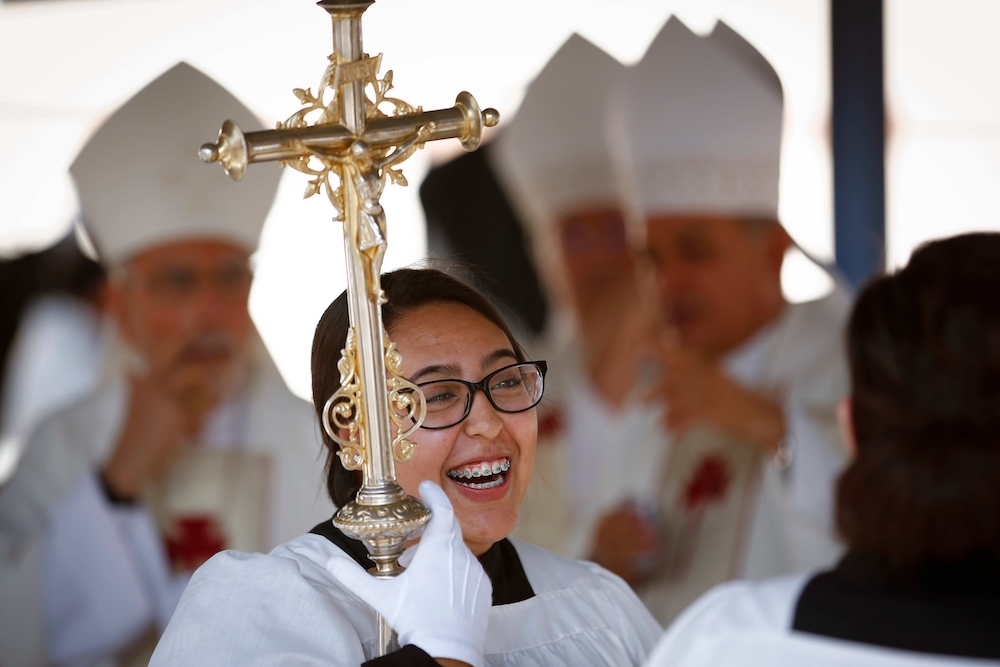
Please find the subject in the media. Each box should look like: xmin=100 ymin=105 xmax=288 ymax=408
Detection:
xmin=312 ymin=267 xmax=542 ymax=556
xmin=838 ymin=232 xmax=1000 ymax=574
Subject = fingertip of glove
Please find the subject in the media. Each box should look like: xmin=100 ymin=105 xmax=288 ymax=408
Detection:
xmin=418 ymin=480 xmax=445 ymax=503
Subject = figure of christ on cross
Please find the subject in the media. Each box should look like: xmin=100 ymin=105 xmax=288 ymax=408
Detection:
xmin=311 ymin=122 xmax=436 ymax=297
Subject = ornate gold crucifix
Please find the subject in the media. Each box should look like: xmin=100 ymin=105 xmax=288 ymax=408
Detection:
xmin=200 ymin=0 xmax=498 ymax=655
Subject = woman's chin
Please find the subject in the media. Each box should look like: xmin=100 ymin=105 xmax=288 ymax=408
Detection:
xmin=459 ymin=519 xmax=516 ymax=556
xmin=446 ymin=493 xmax=519 ymax=555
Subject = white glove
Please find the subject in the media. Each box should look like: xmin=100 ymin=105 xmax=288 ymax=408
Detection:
xmin=326 ymin=481 xmax=492 ymax=667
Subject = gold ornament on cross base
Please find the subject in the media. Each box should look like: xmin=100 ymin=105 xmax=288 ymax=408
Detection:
xmin=200 ymin=0 xmax=498 ymax=656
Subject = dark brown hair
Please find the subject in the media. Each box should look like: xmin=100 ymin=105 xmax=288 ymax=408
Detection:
xmin=311 ymin=267 xmax=528 ymax=507
xmin=838 ymin=232 xmax=1000 ymax=565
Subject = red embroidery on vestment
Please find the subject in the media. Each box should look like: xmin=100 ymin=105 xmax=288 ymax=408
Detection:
xmin=537 ymin=408 xmax=565 ymax=440
xmin=165 ymin=515 xmax=227 ymax=571
xmin=682 ymin=455 xmax=732 ymax=512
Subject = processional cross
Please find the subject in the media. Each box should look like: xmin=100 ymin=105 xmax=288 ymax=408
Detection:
xmin=200 ymin=0 xmax=499 ymax=656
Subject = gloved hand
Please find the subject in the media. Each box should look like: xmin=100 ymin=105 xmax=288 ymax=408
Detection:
xmin=326 ymin=481 xmax=492 ymax=667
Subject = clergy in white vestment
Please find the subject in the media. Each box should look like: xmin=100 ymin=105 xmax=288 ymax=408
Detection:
xmin=0 ymin=240 xmax=106 ymax=489
xmin=602 ymin=16 xmax=853 ymax=624
xmin=0 ymin=62 xmax=333 ymax=667
xmin=644 ymin=233 xmax=1000 ymax=665
xmin=500 ymin=18 xmax=853 ymax=626
xmin=150 ymin=268 xmax=662 ymax=667
xmin=490 ymin=34 xmax=652 ymax=557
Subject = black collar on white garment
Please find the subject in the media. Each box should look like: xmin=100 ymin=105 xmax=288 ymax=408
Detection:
xmin=793 ymin=550 xmax=1000 ymax=660
xmin=310 ymin=518 xmax=535 ymax=606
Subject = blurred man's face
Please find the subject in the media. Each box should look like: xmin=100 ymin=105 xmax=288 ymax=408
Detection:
xmin=645 ymin=215 xmax=789 ymax=360
xmin=107 ymin=240 xmax=254 ymax=410
xmin=558 ymin=206 xmax=632 ymax=321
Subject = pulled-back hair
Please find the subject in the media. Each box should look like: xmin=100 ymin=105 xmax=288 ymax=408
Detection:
xmin=311 ymin=267 xmax=528 ymax=507
xmin=838 ymin=233 xmax=1000 ymax=565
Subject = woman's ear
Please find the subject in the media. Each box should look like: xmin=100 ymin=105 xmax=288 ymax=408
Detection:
xmin=836 ymin=397 xmax=857 ymax=458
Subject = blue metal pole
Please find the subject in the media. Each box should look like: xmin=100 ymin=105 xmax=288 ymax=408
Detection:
xmin=832 ymin=0 xmax=886 ymax=288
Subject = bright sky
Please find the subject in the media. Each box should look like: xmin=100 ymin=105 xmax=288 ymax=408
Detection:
xmin=4 ymin=0 xmax=993 ymax=400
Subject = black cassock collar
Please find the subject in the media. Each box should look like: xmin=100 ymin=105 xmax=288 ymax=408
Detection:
xmin=794 ymin=550 xmax=1000 ymax=660
xmin=310 ymin=517 xmax=535 ymax=606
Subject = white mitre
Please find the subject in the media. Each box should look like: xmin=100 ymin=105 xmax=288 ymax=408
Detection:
xmin=491 ymin=34 xmax=626 ymax=236
xmin=609 ymin=18 xmax=783 ymax=221
xmin=71 ymin=62 xmax=282 ymax=265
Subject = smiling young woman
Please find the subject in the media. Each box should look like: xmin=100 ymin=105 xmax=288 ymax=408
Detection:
xmin=149 ymin=268 xmax=661 ymax=667
xmin=312 ymin=280 xmax=540 ymax=558
xmin=389 ymin=302 xmax=537 ymax=554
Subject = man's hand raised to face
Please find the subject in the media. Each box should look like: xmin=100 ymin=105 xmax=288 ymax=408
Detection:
xmin=578 ymin=275 xmax=658 ymax=409
xmin=100 ymin=241 xmax=254 ymax=501
xmin=644 ymin=335 xmax=785 ymax=453
xmin=101 ymin=369 xmax=204 ymax=502
xmin=589 ymin=504 xmax=659 ymax=587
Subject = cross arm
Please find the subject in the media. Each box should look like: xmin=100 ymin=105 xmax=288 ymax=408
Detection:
xmin=199 ymin=91 xmax=499 ymax=181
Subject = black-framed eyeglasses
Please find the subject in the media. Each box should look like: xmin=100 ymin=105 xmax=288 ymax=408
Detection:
xmin=415 ymin=361 xmax=547 ymax=430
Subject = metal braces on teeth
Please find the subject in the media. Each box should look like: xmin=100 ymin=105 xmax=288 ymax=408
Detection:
xmin=447 ymin=459 xmax=510 ymax=480
xmin=461 ymin=474 xmax=505 ymax=490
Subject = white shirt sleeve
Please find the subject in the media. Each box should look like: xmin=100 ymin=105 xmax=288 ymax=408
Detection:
xmin=151 ymin=550 xmax=372 ymax=667
xmin=644 ymin=574 xmax=975 ymax=667
xmin=645 ymin=574 xmax=806 ymax=667
xmin=41 ymin=471 xmax=188 ymax=665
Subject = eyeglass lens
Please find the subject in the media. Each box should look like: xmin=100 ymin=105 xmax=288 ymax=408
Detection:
xmin=419 ymin=363 xmax=544 ymax=429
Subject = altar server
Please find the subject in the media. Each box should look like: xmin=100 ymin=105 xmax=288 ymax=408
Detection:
xmin=151 ymin=268 xmax=661 ymax=667
xmin=599 ymin=17 xmax=852 ymax=623
xmin=0 ymin=63 xmax=333 ymax=667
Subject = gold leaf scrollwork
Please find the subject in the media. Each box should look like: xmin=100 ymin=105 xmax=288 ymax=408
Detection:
xmin=278 ymin=54 xmax=356 ymax=218
xmin=384 ymin=333 xmax=425 ymax=463
xmin=368 ymin=68 xmax=419 ymax=121
xmin=277 ymin=53 xmax=430 ymax=222
xmin=368 ymin=70 xmax=423 ymax=191
xmin=323 ymin=328 xmax=366 ymax=471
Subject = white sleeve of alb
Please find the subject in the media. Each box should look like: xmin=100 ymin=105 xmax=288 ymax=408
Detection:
xmin=40 ymin=470 xmax=186 ymax=664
